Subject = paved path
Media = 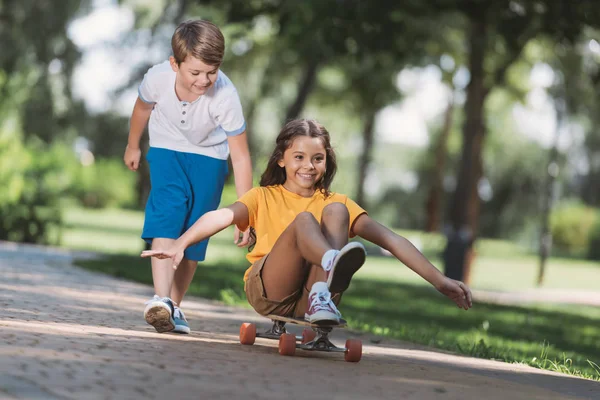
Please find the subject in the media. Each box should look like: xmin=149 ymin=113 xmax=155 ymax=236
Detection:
xmin=1 ymin=243 xmax=598 ymax=400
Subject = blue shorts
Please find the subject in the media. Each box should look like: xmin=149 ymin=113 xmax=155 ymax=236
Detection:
xmin=142 ymin=147 xmax=228 ymax=261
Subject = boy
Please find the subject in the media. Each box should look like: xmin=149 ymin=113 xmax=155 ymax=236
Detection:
xmin=124 ymin=20 xmax=252 ymax=334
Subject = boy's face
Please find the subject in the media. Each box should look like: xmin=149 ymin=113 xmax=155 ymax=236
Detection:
xmin=170 ymin=56 xmax=219 ymax=97
xmin=278 ymin=136 xmax=327 ymax=197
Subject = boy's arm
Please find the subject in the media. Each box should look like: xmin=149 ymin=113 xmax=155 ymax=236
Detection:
xmin=141 ymin=202 xmax=250 ymax=268
xmin=227 ymin=131 xmax=253 ymax=196
xmin=352 ymin=214 xmax=472 ymax=310
xmin=124 ymin=97 xmax=154 ymax=171
xmin=227 ymin=131 xmax=253 ymax=246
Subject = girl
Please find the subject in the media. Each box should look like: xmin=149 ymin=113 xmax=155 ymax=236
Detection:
xmin=142 ymin=119 xmax=472 ymax=325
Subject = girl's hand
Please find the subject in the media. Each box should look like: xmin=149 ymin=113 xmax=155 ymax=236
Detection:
xmin=436 ymin=277 xmax=472 ymax=310
xmin=141 ymin=248 xmax=184 ymax=270
xmin=234 ymin=226 xmax=251 ymax=247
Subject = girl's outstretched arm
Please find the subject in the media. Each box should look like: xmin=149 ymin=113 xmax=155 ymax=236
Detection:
xmin=352 ymin=214 xmax=472 ymax=310
xmin=141 ymin=202 xmax=250 ymax=269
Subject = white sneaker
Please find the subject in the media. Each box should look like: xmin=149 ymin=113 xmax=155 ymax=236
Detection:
xmin=325 ymin=242 xmax=366 ymax=293
xmin=304 ymin=282 xmax=341 ymax=324
xmin=143 ymin=295 xmax=175 ymax=333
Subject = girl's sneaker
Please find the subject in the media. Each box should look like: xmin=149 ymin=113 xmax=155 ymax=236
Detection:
xmin=173 ymin=306 xmax=191 ymax=334
xmin=143 ymin=295 xmax=175 ymax=333
xmin=304 ymin=282 xmax=341 ymax=324
xmin=326 ymin=242 xmax=366 ymax=293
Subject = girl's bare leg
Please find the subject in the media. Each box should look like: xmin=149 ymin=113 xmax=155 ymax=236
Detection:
xmin=295 ymin=203 xmax=350 ymax=316
xmin=260 ymin=212 xmax=333 ymax=301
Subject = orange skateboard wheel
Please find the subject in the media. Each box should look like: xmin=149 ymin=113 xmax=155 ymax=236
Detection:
xmin=239 ymin=322 xmax=256 ymax=345
xmin=301 ymin=328 xmax=316 ymax=344
xmin=344 ymin=339 xmax=362 ymax=362
xmin=278 ymin=333 xmax=296 ymax=356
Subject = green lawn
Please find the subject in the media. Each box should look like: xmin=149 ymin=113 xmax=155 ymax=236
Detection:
xmin=61 ymin=207 xmax=600 ymax=380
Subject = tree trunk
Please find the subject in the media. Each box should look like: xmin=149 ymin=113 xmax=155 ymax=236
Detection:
xmin=538 ymin=99 xmax=564 ymax=285
xmin=443 ymin=18 xmax=488 ymax=284
xmin=284 ymin=59 xmax=319 ymax=122
xmin=355 ymin=111 xmax=376 ymax=208
xmin=244 ymin=55 xmax=280 ymax=161
xmin=425 ymin=94 xmax=454 ymax=232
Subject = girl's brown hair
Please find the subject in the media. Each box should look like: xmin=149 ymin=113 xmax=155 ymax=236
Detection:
xmin=171 ymin=20 xmax=224 ymax=66
xmin=260 ymin=119 xmax=337 ymax=196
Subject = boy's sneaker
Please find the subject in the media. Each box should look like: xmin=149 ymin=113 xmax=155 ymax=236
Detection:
xmin=143 ymin=295 xmax=175 ymax=333
xmin=172 ymin=306 xmax=190 ymax=334
xmin=304 ymin=282 xmax=341 ymax=324
xmin=326 ymin=242 xmax=366 ymax=293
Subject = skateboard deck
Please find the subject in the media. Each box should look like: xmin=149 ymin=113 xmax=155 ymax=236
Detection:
xmin=265 ymin=314 xmax=347 ymax=328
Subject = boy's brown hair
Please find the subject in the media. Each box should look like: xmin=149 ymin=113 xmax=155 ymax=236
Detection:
xmin=171 ymin=20 xmax=224 ymax=66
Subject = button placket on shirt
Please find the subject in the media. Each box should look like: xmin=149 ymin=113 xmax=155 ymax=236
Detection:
xmin=181 ymin=102 xmax=187 ymax=124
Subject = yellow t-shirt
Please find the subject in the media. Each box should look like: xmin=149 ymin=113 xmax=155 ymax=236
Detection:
xmin=237 ymin=185 xmax=367 ymax=281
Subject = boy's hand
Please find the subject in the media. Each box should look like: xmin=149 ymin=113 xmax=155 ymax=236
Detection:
xmin=124 ymin=145 xmax=141 ymax=171
xmin=436 ymin=277 xmax=472 ymax=310
xmin=141 ymin=248 xmax=184 ymax=270
xmin=234 ymin=226 xmax=251 ymax=247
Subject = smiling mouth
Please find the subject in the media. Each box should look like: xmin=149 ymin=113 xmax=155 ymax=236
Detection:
xmin=297 ymin=173 xmax=315 ymax=179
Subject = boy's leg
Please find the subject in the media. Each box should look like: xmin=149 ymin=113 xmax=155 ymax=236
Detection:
xmin=166 ymin=153 xmax=227 ymax=333
xmin=170 ymin=258 xmax=198 ymax=305
xmin=151 ymin=238 xmax=178 ymax=297
xmin=141 ymin=148 xmax=190 ymax=333
xmin=168 ymin=258 xmax=197 ymax=334
xmin=144 ymin=237 xmax=183 ymax=333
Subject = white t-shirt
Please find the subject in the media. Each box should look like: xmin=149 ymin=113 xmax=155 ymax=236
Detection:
xmin=138 ymin=61 xmax=246 ymax=160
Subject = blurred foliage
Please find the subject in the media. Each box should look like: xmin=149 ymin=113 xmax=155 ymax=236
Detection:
xmin=0 ymin=124 xmax=137 ymax=243
xmin=587 ymin=219 xmax=600 ymax=261
xmin=0 ymin=0 xmax=93 ymax=142
xmin=71 ymin=159 xmax=137 ymax=209
xmin=0 ymin=130 xmax=75 ymax=244
xmin=550 ymin=201 xmax=598 ymax=256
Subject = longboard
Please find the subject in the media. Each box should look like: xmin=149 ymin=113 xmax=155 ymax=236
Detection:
xmin=238 ymin=314 xmax=361 ymax=362
xmin=265 ymin=314 xmax=347 ymax=328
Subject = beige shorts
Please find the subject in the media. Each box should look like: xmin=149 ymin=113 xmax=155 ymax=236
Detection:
xmin=244 ymin=254 xmax=341 ymax=318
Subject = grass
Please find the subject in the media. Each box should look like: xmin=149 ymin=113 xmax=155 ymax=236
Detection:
xmin=60 ymin=207 xmax=600 ymax=380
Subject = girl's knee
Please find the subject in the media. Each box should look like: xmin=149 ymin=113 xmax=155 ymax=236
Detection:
xmin=322 ymin=202 xmax=349 ymax=222
xmin=294 ymin=211 xmax=318 ymax=224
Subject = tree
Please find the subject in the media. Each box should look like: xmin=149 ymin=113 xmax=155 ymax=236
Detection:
xmin=440 ymin=0 xmax=600 ymax=283
xmin=0 ymin=0 xmax=90 ymax=141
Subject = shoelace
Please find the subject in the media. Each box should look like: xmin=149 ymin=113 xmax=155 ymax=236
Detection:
xmin=144 ymin=295 xmax=160 ymax=305
xmin=310 ymin=291 xmax=341 ymax=317
xmin=174 ymin=307 xmax=186 ymax=320
xmin=144 ymin=295 xmax=174 ymax=306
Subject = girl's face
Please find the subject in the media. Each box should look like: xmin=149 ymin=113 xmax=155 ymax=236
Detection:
xmin=170 ymin=56 xmax=219 ymax=99
xmin=278 ymin=136 xmax=327 ymax=197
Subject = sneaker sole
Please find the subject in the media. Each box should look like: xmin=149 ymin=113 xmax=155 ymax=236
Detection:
xmin=328 ymin=243 xmax=366 ymax=293
xmin=172 ymin=324 xmax=191 ymax=334
xmin=144 ymin=305 xmax=175 ymax=333
xmin=304 ymin=311 xmax=340 ymax=326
